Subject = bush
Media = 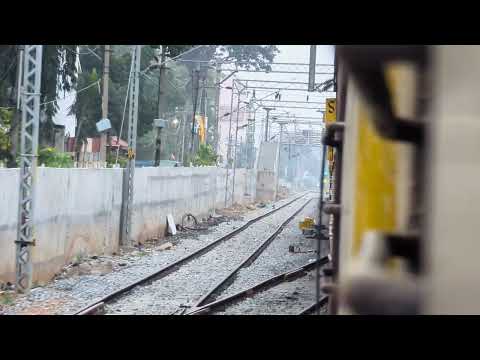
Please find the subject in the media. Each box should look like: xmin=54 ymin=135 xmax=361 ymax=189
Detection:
xmin=37 ymin=147 xmax=73 ymax=168
xmin=0 ymin=109 xmax=13 ymax=166
xmin=107 ymin=151 xmax=127 ymax=168
xmin=192 ymin=144 xmax=217 ymax=167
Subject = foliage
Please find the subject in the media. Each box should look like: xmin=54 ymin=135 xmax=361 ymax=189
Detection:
xmin=163 ymin=45 xmax=280 ymax=71
xmin=0 ymin=45 xmax=280 ymax=166
xmin=0 ymin=45 xmax=79 ymax=159
xmin=42 ymin=45 xmax=78 ymax=107
xmin=0 ymin=292 xmax=14 ymax=305
xmin=192 ymin=144 xmax=217 ymax=166
xmin=69 ymin=67 xmax=101 ymax=150
xmin=216 ymin=45 xmax=279 ymax=71
xmin=38 ymin=147 xmax=73 ymax=168
xmin=39 ymin=46 xmax=79 ymax=146
xmin=0 ymin=108 xmax=13 ymax=164
xmin=106 ymin=151 xmax=127 ymax=168
xmin=69 ymin=45 xmax=280 ymax=161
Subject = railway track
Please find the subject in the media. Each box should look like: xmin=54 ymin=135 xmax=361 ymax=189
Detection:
xmin=297 ymin=296 xmax=329 ymax=315
xmin=187 ymin=257 xmax=329 ymax=315
xmin=191 ymin=196 xmax=316 ymax=310
xmin=75 ymin=192 xmax=312 ymax=315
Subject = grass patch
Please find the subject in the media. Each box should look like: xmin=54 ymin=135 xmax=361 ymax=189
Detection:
xmin=73 ymin=251 xmax=88 ymax=264
xmin=0 ymin=292 xmax=14 ymax=306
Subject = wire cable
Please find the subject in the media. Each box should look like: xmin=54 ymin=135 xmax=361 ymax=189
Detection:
xmin=63 ymin=46 xmax=100 ymax=57
xmin=0 ymin=55 xmax=17 ymax=84
xmin=0 ymin=79 xmax=101 ymax=110
xmin=141 ymin=45 xmax=208 ymax=75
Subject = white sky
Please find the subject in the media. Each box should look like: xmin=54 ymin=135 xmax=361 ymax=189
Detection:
xmin=52 ymin=92 xmax=76 ymax=136
xmin=276 ymin=44 xmax=334 ymax=63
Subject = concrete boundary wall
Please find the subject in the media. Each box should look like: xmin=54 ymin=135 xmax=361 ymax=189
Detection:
xmin=132 ymin=167 xmax=254 ymax=243
xmin=132 ymin=167 xmax=218 ymax=244
xmin=0 ymin=166 xmax=253 ymax=284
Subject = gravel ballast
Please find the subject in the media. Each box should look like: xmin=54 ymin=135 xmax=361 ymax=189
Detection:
xmin=2 ymin=193 xmax=308 ymax=315
xmin=104 ymin=195 xmax=314 ymax=315
xmin=217 ymin=199 xmax=321 ymax=300
xmin=214 ymin=271 xmax=319 ymax=315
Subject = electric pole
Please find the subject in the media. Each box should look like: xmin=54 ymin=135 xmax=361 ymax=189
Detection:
xmin=190 ymin=66 xmax=200 ymax=160
xmin=308 ymin=45 xmax=317 ymax=92
xmin=214 ymin=60 xmax=221 ymax=154
xmin=224 ymin=80 xmax=235 ymax=207
xmin=263 ymin=107 xmax=274 ymax=141
xmin=16 ymin=45 xmax=43 ymax=293
xmin=246 ymin=102 xmax=255 ymax=168
xmin=294 ymin=120 xmax=298 ymax=190
xmin=199 ymin=72 xmax=207 ymax=145
xmin=231 ymin=83 xmax=243 ymax=206
xmin=100 ymin=45 xmax=111 ymax=165
xmin=154 ymin=46 xmax=167 ymax=167
xmin=121 ymin=45 xmax=141 ymax=246
xmin=9 ymin=45 xmax=24 ymax=168
xmin=288 ymin=130 xmax=292 ymax=181
xmin=181 ymin=111 xmax=187 ymax=164
xmin=275 ymin=120 xmax=288 ymax=200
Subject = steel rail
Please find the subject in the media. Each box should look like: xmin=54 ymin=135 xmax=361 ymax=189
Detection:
xmin=297 ymin=296 xmax=329 ymax=315
xmin=187 ymin=257 xmax=329 ymax=315
xmin=74 ymin=192 xmax=309 ymax=315
xmin=192 ymin=196 xmax=315 ymax=309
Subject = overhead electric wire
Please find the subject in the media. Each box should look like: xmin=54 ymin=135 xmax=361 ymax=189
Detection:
xmin=218 ymin=75 xmax=326 ymax=139
xmin=64 ymin=46 xmax=101 ymax=57
xmin=0 ymin=79 xmax=101 ymax=110
xmin=0 ymin=56 xmax=17 ymax=84
xmin=141 ymin=45 xmax=208 ymax=75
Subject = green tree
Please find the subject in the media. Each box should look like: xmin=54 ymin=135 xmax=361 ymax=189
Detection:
xmin=66 ymin=45 xmax=280 ymax=163
xmin=157 ymin=45 xmax=279 ymax=162
xmin=0 ymin=45 xmax=79 ymax=165
xmin=159 ymin=45 xmax=280 ymax=71
xmin=68 ymin=68 xmax=101 ymax=154
xmin=0 ymin=108 xmax=13 ymax=165
xmin=39 ymin=45 xmax=78 ymax=147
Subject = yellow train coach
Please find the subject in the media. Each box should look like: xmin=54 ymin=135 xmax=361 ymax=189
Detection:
xmin=322 ymin=46 xmax=479 ymax=315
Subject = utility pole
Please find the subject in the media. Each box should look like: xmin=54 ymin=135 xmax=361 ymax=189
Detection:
xmin=288 ymin=130 xmax=292 ymax=181
xmin=199 ymin=73 xmax=207 ymax=145
xmin=154 ymin=46 xmax=167 ymax=167
xmin=100 ymin=45 xmax=111 ymax=165
xmin=294 ymin=121 xmax=298 ymax=191
xmin=246 ymin=102 xmax=254 ymax=168
xmin=214 ymin=60 xmax=221 ymax=153
xmin=16 ymin=45 xmax=24 ymax=110
xmin=316 ymin=145 xmax=327 ymax=314
xmin=9 ymin=46 xmax=24 ymax=168
xmin=308 ymin=45 xmax=317 ymax=92
xmin=189 ymin=66 xmax=200 ymax=160
xmin=231 ymin=83 xmax=243 ymax=206
xmin=275 ymin=121 xmax=288 ymax=200
xmin=121 ymin=45 xmax=141 ymax=246
xmin=224 ymin=81 xmax=235 ymax=207
xmin=181 ymin=112 xmax=186 ymax=164
xmin=16 ymin=45 xmax=43 ymax=293
xmin=263 ymin=107 xmax=274 ymax=141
